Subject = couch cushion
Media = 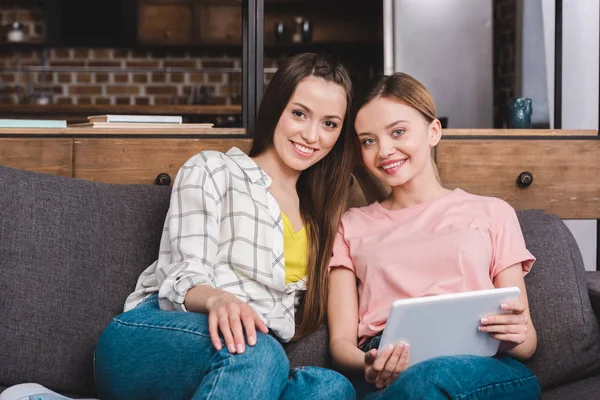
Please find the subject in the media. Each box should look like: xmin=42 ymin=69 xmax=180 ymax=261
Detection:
xmin=541 ymin=374 xmax=600 ymax=400
xmin=518 ymin=210 xmax=600 ymax=390
xmin=283 ymin=325 xmax=331 ymax=369
xmin=0 ymin=167 xmax=171 ymax=395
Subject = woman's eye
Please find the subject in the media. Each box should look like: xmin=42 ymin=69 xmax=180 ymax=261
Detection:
xmin=362 ymin=138 xmax=375 ymax=146
xmin=292 ymin=110 xmax=306 ymax=119
xmin=392 ymin=129 xmax=405 ymax=137
xmin=324 ymin=121 xmax=338 ymax=129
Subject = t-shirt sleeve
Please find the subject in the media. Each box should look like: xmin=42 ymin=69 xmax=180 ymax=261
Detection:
xmin=489 ymin=202 xmax=536 ymax=279
xmin=329 ymin=220 xmax=355 ymax=273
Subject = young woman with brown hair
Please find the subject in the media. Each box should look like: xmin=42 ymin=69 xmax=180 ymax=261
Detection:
xmin=94 ymin=53 xmax=356 ymax=400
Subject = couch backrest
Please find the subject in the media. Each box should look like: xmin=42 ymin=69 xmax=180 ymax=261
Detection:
xmin=0 ymin=166 xmax=172 ymax=395
xmin=519 ymin=210 xmax=600 ymax=390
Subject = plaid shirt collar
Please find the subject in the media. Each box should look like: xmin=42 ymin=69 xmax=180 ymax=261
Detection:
xmin=226 ymin=147 xmax=272 ymax=187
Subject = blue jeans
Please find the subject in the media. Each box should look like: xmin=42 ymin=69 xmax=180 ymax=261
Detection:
xmin=354 ymin=335 xmax=541 ymax=400
xmin=94 ymin=295 xmax=355 ymax=400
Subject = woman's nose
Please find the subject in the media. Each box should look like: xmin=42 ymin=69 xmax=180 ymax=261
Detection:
xmin=378 ymin=143 xmax=396 ymax=159
xmin=301 ymin=124 xmax=319 ymax=143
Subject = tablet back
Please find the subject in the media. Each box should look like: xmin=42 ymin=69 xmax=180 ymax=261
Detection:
xmin=377 ymin=287 xmax=521 ymax=367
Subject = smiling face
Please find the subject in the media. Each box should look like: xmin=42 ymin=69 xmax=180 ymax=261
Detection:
xmin=271 ymin=76 xmax=347 ymax=173
xmin=355 ymin=96 xmax=441 ymax=187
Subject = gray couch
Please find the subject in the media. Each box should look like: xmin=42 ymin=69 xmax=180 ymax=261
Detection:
xmin=2 ymin=165 xmax=600 ymax=399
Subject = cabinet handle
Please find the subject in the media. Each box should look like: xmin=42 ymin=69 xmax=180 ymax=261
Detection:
xmin=516 ymin=171 xmax=534 ymax=188
xmin=155 ymin=173 xmax=172 ymax=186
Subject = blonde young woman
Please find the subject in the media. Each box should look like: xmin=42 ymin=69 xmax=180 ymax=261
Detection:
xmin=328 ymin=73 xmax=541 ymax=399
xmin=94 ymin=53 xmax=357 ymax=400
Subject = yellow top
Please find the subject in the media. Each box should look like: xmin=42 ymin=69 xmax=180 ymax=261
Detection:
xmin=282 ymin=212 xmax=308 ymax=284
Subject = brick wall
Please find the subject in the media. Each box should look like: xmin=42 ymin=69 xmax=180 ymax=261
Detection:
xmin=0 ymin=48 xmax=253 ymax=106
xmin=493 ymin=0 xmax=518 ymax=128
xmin=0 ymin=7 xmax=277 ymax=106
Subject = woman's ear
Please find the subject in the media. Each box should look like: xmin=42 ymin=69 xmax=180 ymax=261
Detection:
xmin=428 ymin=119 xmax=442 ymax=147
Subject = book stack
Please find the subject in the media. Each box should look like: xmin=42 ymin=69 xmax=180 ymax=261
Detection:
xmin=70 ymin=115 xmax=214 ymax=128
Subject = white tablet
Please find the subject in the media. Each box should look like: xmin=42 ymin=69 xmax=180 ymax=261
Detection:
xmin=377 ymin=286 xmax=521 ymax=367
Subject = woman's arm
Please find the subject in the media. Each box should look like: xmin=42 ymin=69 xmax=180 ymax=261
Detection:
xmin=328 ymin=267 xmax=366 ymax=373
xmin=484 ymin=263 xmax=537 ymax=360
xmin=329 ymin=267 xmax=410 ymax=388
xmin=158 ymin=156 xmax=267 ymax=353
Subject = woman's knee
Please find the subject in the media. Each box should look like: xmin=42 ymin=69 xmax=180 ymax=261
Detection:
xmin=241 ymin=332 xmax=290 ymax=373
xmin=390 ymin=356 xmax=540 ymax=400
xmin=315 ymin=368 xmax=355 ymax=400
xmin=285 ymin=367 xmax=355 ymax=400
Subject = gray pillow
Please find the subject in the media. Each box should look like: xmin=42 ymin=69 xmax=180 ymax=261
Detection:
xmin=518 ymin=210 xmax=600 ymax=390
xmin=0 ymin=166 xmax=171 ymax=395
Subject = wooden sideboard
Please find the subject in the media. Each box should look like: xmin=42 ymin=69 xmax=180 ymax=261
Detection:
xmin=1 ymin=128 xmax=598 ymax=220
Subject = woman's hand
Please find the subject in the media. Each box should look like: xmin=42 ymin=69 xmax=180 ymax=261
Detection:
xmin=478 ymin=300 xmax=529 ymax=346
xmin=364 ymin=343 xmax=410 ymax=389
xmin=206 ymin=292 xmax=268 ymax=354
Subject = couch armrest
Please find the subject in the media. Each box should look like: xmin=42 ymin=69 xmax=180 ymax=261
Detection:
xmin=587 ymin=271 xmax=600 ymax=321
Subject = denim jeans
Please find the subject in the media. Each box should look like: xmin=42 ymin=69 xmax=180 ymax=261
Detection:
xmin=353 ymin=334 xmax=541 ymax=400
xmin=94 ymin=295 xmax=355 ymax=400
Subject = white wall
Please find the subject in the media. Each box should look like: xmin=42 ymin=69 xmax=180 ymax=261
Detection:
xmin=541 ymin=0 xmax=555 ymax=127
xmin=388 ymin=0 xmax=493 ymax=128
xmin=520 ymin=0 xmax=551 ymax=126
xmin=561 ymin=0 xmax=599 ymax=271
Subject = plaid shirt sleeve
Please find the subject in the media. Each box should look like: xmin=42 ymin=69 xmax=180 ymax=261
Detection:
xmin=157 ymin=155 xmax=222 ymax=311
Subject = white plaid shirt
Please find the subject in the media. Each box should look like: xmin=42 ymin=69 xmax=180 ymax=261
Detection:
xmin=125 ymin=147 xmax=307 ymax=341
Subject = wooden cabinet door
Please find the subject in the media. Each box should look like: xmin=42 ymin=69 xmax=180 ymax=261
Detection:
xmin=436 ymin=139 xmax=600 ymax=219
xmin=196 ymin=0 xmax=242 ymax=44
xmin=0 ymin=138 xmax=73 ymax=177
xmin=73 ymin=138 xmax=252 ymax=185
xmin=137 ymin=0 xmax=193 ymax=44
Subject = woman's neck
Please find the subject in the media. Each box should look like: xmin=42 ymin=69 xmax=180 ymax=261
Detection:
xmin=386 ymin=166 xmax=451 ymax=210
xmin=252 ymin=147 xmax=301 ymax=192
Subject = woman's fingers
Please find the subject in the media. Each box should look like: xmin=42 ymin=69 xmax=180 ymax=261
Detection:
xmin=208 ymin=312 xmax=222 ymax=350
xmin=365 ymin=347 xmax=390 ymax=383
xmin=364 ymin=349 xmax=380 ymax=383
xmin=217 ymin=310 xmax=236 ymax=353
xmin=253 ymin=312 xmax=269 ymax=334
xmin=210 ymin=303 xmax=268 ymax=353
xmin=479 ymin=322 xmax=527 ymax=335
xmin=501 ymin=301 xmax=526 ymax=313
xmin=385 ymin=344 xmax=410 ymax=387
xmin=376 ymin=344 xmax=406 ymax=388
xmin=372 ymin=345 xmax=393 ymax=373
xmin=226 ymin=304 xmax=247 ymax=353
xmin=489 ymin=333 xmax=527 ymax=344
xmin=241 ymin=310 xmax=257 ymax=346
xmin=480 ymin=313 xmax=528 ymax=326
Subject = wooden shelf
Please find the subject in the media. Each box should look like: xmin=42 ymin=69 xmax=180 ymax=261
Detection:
xmin=0 ymin=104 xmax=241 ymax=116
xmin=0 ymin=126 xmax=246 ymax=137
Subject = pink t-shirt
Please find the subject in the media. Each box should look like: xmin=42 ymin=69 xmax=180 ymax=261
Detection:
xmin=330 ymin=189 xmax=535 ymax=341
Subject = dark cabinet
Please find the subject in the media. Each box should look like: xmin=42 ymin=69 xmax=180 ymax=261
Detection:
xmin=136 ymin=0 xmax=241 ymax=45
xmin=137 ymin=0 xmax=194 ymax=45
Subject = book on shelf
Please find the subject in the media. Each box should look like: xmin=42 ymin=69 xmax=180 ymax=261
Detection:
xmin=70 ymin=122 xmax=214 ymax=129
xmin=87 ymin=114 xmax=183 ymax=124
xmin=0 ymin=119 xmax=67 ymax=128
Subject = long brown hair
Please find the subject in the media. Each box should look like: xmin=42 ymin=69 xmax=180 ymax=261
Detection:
xmin=355 ymin=72 xmax=440 ymax=181
xmin=249 ymin=53 xmax=354 ymax=339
